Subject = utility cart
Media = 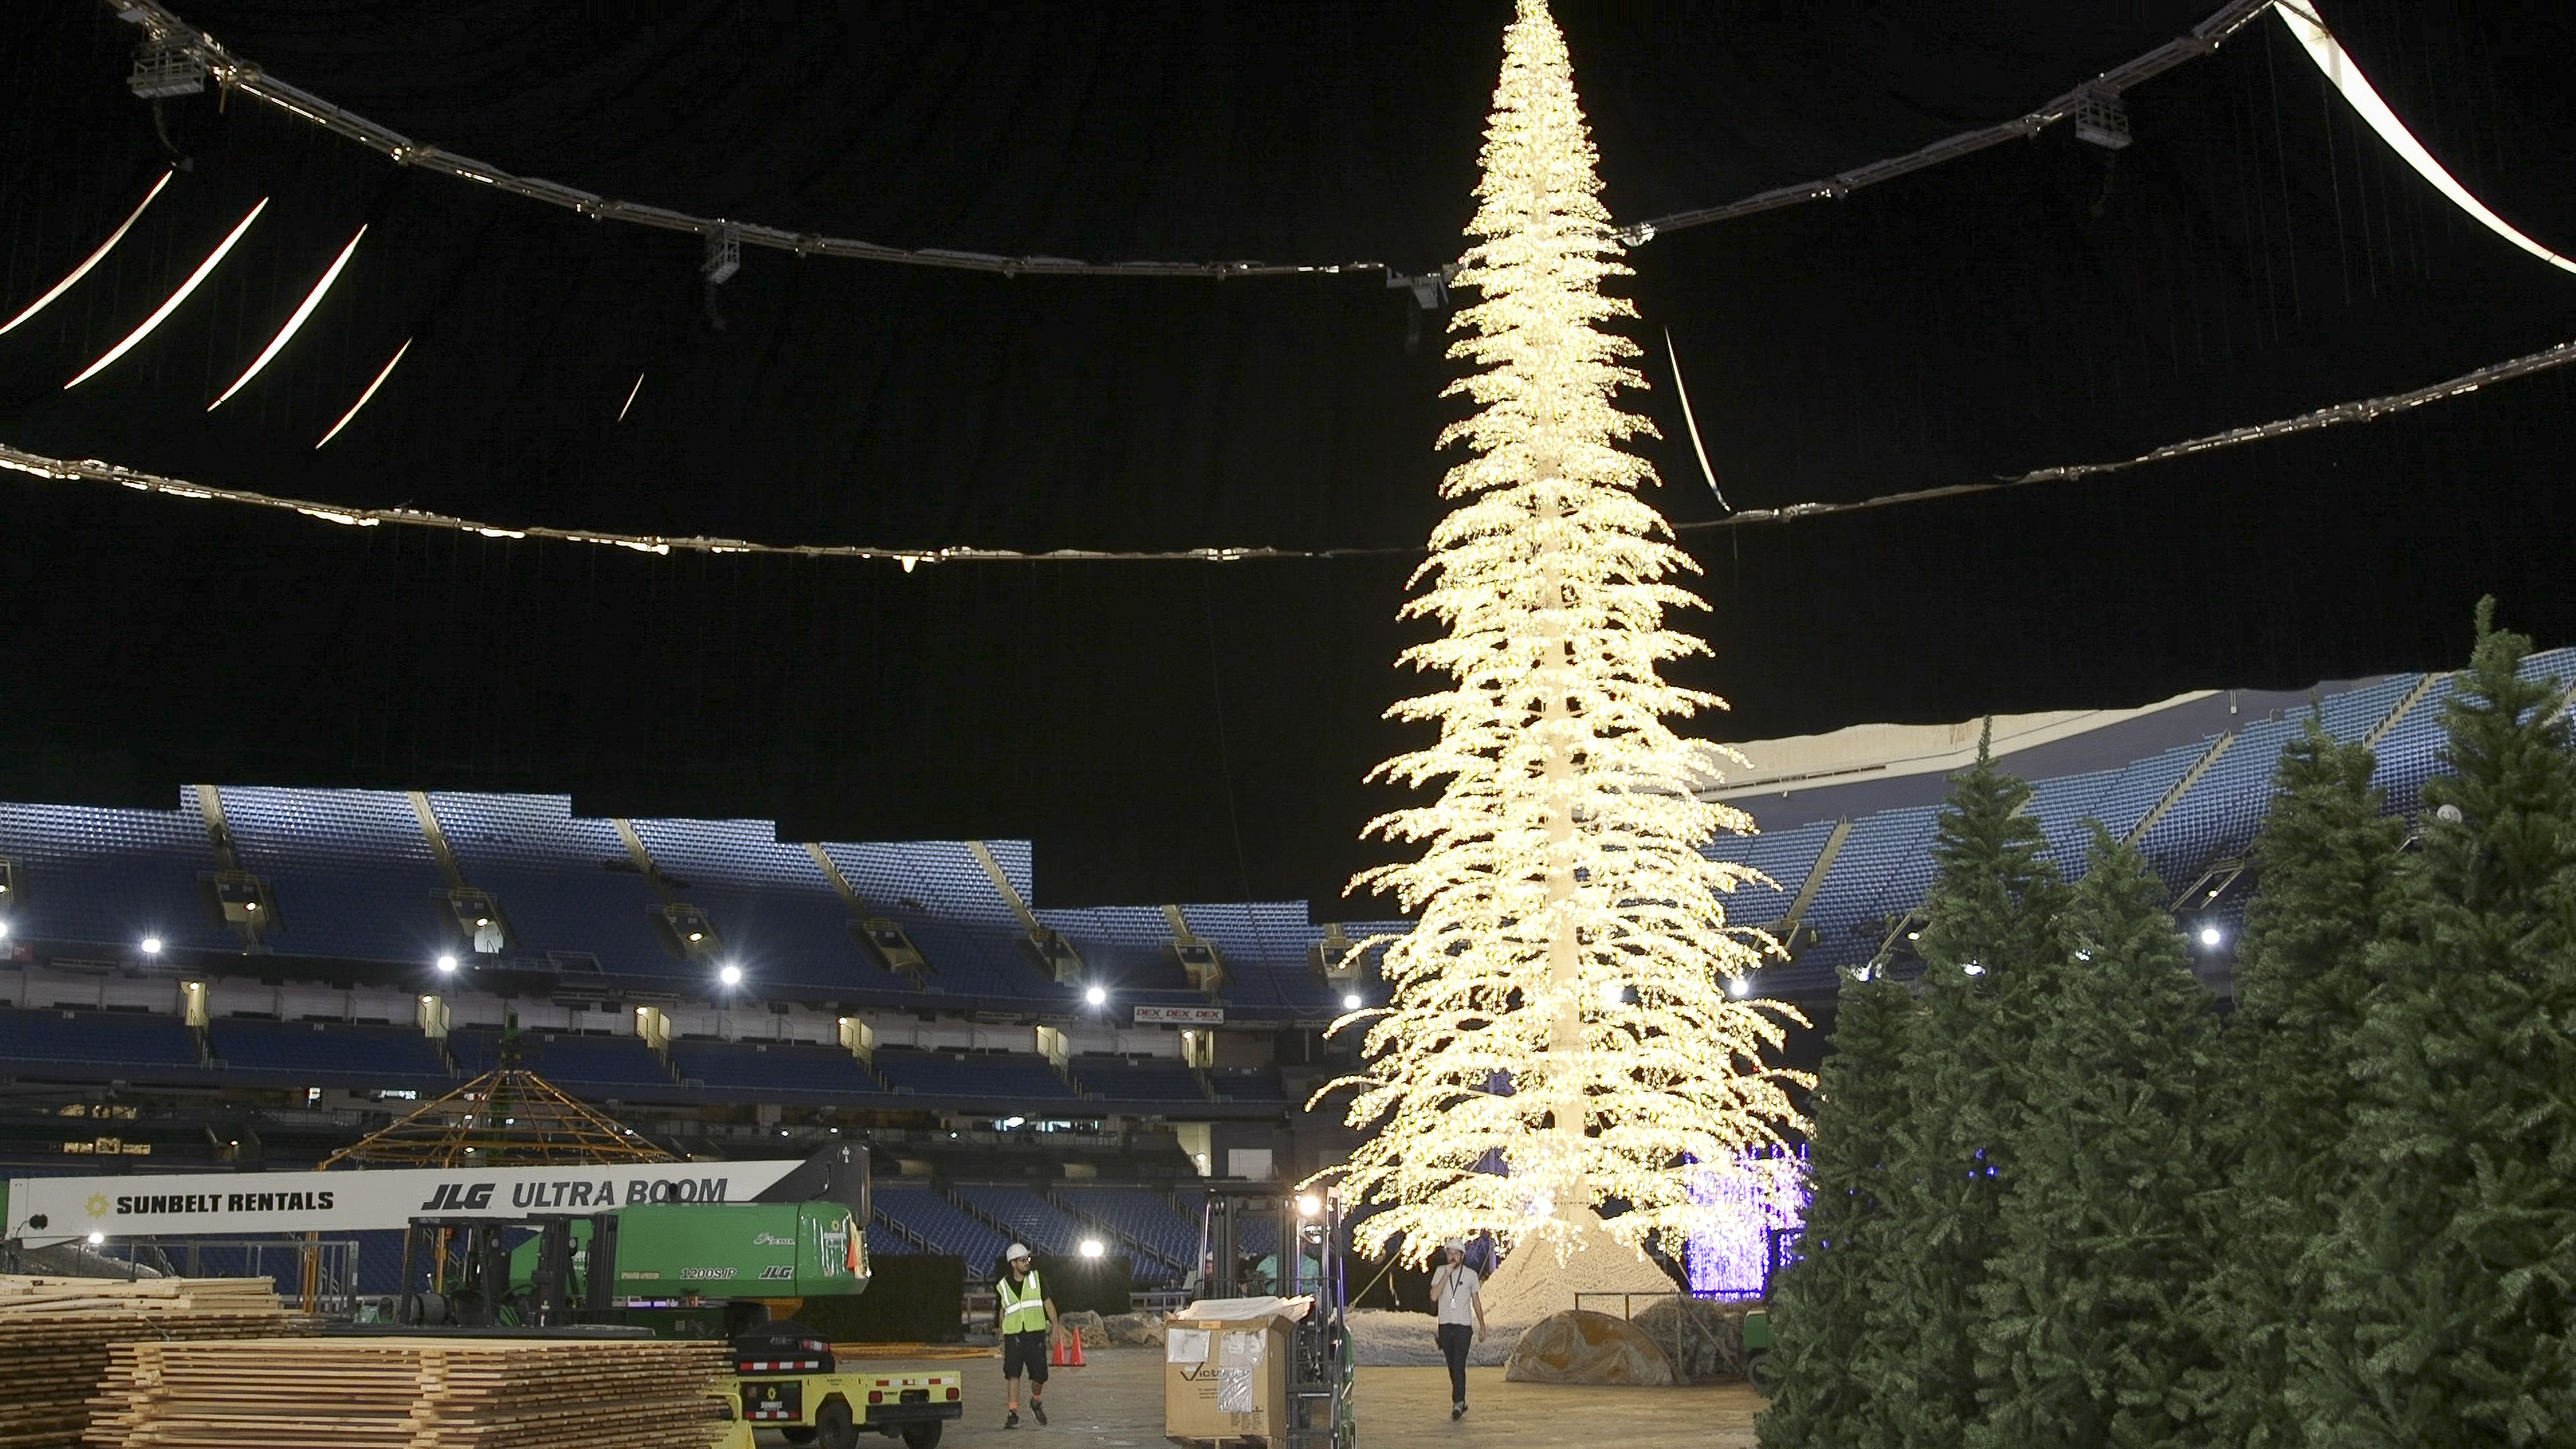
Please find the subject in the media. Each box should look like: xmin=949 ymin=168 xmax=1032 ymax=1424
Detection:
xmin=731 ymin=1324 xmax=961 ymax=1449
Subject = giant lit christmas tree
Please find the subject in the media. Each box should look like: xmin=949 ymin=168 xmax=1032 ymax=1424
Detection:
xmin=1323 ymin=0 xmax=1806 ymax=1262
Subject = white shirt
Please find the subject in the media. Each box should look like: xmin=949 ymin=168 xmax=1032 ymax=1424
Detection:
xmin=1431 ymin=1263 xmax=1481 ymax=1327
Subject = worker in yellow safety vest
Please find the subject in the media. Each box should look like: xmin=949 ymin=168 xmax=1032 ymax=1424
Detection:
xmin=996 ymin=1244 xmax=1061 ymax=1430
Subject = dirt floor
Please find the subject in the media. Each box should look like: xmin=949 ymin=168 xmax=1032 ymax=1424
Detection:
xmin=797 ymin=1344 xmax=1765 ymax=1448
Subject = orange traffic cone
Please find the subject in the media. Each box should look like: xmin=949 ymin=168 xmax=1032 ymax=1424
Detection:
xmin=1051 ymin=1329 xmax=1087 ymax=1368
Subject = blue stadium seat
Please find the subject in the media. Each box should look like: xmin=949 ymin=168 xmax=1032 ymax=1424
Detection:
xmin=627 ymin=819 xmax=873 ymax=994
xmin=426 ymin=795 xmax=677 ymax=980
xmin=1207 ymin=1067 xmax=1285 ymax=1102
xmin=447 ymin=1028 xmax=682 ymax=1098
xmin=0 ymin=794 xmax=232 ymax=953
xmin=668 ymin=1038 xmax=885 ymax=1097
xmin=1055 ymin=1184 xmax=1198 ymax=1279
xmin=872 ymin=1184 xmax=1014 ymax=1267
xmin=208 ymin=1019 xmax=450 ymax=1085
xmin=214 ymin=787 xmax=448 ymax=966
xmin=871 ymin=1048 xmax=1071 ymax=1102
xmin=954 ymin=1184 xmax=1099 ymax=1258
xmin=1071 ymin=1056 xmax=1206 ymax=1103
xmin=0 ymin=1007 xmax=202 ymax=1074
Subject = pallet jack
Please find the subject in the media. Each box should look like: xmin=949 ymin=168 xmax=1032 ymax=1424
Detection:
xmin=1197 ymin=1183 xmax=1357 ymax=1449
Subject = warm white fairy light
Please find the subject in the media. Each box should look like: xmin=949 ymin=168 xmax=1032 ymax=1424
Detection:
xmin=1317 ymin=0 xmax=1807 ymax=1265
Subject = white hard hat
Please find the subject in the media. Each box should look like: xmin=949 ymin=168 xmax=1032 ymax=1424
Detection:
xmin=1441 ymin=1239 xmax=1465 ymax=1253
xmin=1007 ymin=1243 xmax=1033 ymax=1261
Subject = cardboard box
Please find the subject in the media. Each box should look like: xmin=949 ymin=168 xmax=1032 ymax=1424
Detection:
xmin=1163 ymin=1297 xmax=1305 ymax=1446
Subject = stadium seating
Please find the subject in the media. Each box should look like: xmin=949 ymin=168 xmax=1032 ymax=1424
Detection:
xmin=1055 ymin=1183 xmax=1199 ymax=1277
xmin=0 ymin=797 xmax=233 ymax=954
xmin=427 ymin=795 xmax=677 ymax=980
xmin=954 ymin=1183 xmax=1100 ymax=1258
xmin=0 ymin=1007 xmax=202 ymax=1075
xmin=871 ymin=1049 xmax=1072 ymax=1102
xmin=1071 ymin=1056 xmax=1206 ymax=1103
xmin=208 ymin=1020 xmax=450 ymax=1084
xmin=214 ymin=788 xmax=450 ymax=966
xmin=873 ymin=1184 xmax=1014 ymax=1267
xmin=1206 ymin=1068 xmax=1286 ymax=1102
xmin=624 ymin=818 xmax=869 ymax=993
xmin=448 ymin=1028 xmax=680 ymax=1097
xmin=668 ymin=1038 xmax=885 ymax=1097
xmin=0 ymin=652 xmax=2564 ymax=1030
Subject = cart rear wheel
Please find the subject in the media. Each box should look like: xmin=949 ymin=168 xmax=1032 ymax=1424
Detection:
xmin=813 ymin=1400 xmax=858 ymax=1449
xmin=899 ymin=1423 xmax=943 ymax=1449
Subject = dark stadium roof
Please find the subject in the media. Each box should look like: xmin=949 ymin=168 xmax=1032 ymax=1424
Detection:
xmin=2 ymin=0 xmax=2570 ymax=905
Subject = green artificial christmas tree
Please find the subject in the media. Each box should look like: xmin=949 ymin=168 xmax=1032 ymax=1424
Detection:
xmin=1757 ymin=969 xmax=1916 ymax=1449
xmin=2314 ymin=602 xmax=2576 ymax=1446
xmin=1970 ymin=824 xmax=2224 ymax=1449
xmin=1877 ymin=735 xmax=2068 ymax=1449
xmin=2206 ymin=715 xmax=2407 ymax=1448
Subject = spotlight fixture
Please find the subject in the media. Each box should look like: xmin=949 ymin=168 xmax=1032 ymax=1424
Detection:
xmin=86 ymin=1230 xmax=106 ymax=1246
xmin=2199 ymin=925 xmax=2223 ymax=948
xmin=717 ymin=963 xmax=743 ymax=987
xmin=1296 ymin=1194 xmax=1322 ymax=1218
xmin=1077 ymin=1238 xmax=1105 ymax=1260
xmin=1083 ymin=984 xmax=1107 ymax=1007
xmin=1340 ymin=991 xmax=1362 ymax=1012
xmin=1728 ymin=975 xmax=1751 ymax=998
xmin=435 ymin=955 xmax=458 ymax=974
xmin=140 ymin=936 xmax=163 ymax=956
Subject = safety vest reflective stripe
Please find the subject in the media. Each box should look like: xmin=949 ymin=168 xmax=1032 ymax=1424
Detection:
xmin=999 ymin=1272 xmax=1048 ymax=1334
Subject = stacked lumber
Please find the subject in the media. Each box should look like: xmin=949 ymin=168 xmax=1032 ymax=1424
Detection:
xmin=88 ymin=1337 xmax=732 ymax=1449
xmin=0 ymin=1276 xmax=303 ymax=1449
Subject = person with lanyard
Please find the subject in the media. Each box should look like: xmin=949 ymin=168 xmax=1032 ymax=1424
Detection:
xmin=1429 ymin=1238 xmax=1487 ymax=1421
xmin=996 ymin=1243 xmax=1062 ymax=1430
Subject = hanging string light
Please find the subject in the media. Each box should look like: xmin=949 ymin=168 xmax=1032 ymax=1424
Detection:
xmin=1314 ymin=0 xmax=1807 ymax=1265
xmin=0 ymin=170 xmax=171 ymax=337
xmin=64 ymin=196 xmax=266 ymax=389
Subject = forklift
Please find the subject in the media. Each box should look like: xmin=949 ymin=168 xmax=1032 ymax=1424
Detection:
xmin=1197 ymin=1183 xmax=1357 ymax=1449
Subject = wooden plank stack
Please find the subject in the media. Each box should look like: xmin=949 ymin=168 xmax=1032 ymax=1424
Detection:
xmin=88 ymin=1337 xmax=733 ymax=1449
xmin=0 ymin=1276 xmax=304 ymax=1449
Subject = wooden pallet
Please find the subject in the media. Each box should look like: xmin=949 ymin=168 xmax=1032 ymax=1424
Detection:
xmin=0 ymin=1277 xmax=304 ymax=1449
xmin=86 ymin=1337 xmax=731 ymax=1449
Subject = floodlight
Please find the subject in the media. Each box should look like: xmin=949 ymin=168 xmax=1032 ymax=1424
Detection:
xmin=718 ymin=963 xmax=743 ymax=987
xmin=0 ymin=921 xmax=10 ymax=941
xmin=1083 ymin=984 xmax=1107 ymax=1006
xmin=86 ymin=1231 xmax=105 ymax=1246
xmin=1078 ymin=1238 xmax=1105 ymax=1259
xmin=1961 ymin=961 xmax=1985 ymax=976
xmin=1296 ymin=1194 xmax=1322 ymax=1218
xmin=140 ymin=936 xmax=163 ymax=956
xmin=1341 ymin=991 xmax=1362 ymax=1011
xmin=2199 ymin=926 xmax=2223 ymax=947
xmin=435 ymin=955 xmax=458 ymax=974
xmin=1729 ymin=975 xmax=1751 ymax=998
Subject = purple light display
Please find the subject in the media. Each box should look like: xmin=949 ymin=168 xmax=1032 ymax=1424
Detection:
xmin=1685 ymin=1148 xmax=1809 ymax=1297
